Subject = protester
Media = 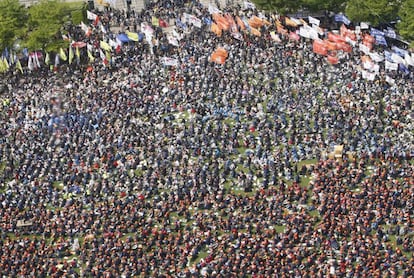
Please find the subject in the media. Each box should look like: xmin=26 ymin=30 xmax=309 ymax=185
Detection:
xmin=0 ymin=0 xmax=413 ymax=277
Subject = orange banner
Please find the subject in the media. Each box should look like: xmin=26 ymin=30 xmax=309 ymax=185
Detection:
xmin=225 ymin=13 xmax=238 ymax=33
xmin=337 ymin=42 xmax=352 ymax=53
xmin=324 ymin=40 xmax=337 ymax=51
xmin=236 ymin=16 xmax=246 ymax=31
xmin=210 ymin=47 xmax=228 ymax=64
xmin=313 ymin=40 xmax=328 ymax=56
xmin=211 ymin=23 xmax=222 ymax=37
xmin=248 ymin=16 xmax=264 ymax=28
xmin=250 ymin=27 xmax=261 ymax=37
xmin=213 ymin=14 xmax=230 ymax=31
xmin=328 ymin=32 xmax=346 ymax=43
xmin=285 ymin=17 xmax=298 ymax=27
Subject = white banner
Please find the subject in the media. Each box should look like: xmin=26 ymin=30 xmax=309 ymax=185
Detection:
xmin=184 ymin=13 xmax=202 ymax=28
xmin=299 ymin=25 xmax=318 ymax=40
xmin=359 ymin=43 xmax=370 ymax=54
xmin=167 ymin=34 xmax=179 ymax=46
xmin=385 ymin=75 xmax=395 ymax=85
xmin=391 ymin=53 xmax=406 ymax=65
xmin=404 ymin=52 xmax=414 ymax=67
xmin=361 ymin=70 xmax=376 ymax=81
xmin=162 ymin=57 xmax=178 ymax=67
xmin=369 ymin=52 xmax=384 ymax=63
xmin=308 ymin=16 xmax=320 ymax=26
xmin=385 ymin=60 xmax=398 ymax=71
xmin=360 ymin=22 xmax=369 ymax=29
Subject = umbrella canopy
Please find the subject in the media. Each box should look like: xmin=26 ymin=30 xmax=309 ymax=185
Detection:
xmin=117 ymin=33 xmax=131 ymax=43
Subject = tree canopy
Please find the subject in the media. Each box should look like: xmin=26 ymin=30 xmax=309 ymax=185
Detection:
xmin=0 ymin=0 xmax=27 ymax=50
xmin=26 ymin=0 xmax=73 ymax=51
xmin=0 ymin=0 xmax=85 ymax=52
xmin=397 ymin=0 xmax=414 ymax=43
xmin=345 ymin=0 xmax=399 ymax=27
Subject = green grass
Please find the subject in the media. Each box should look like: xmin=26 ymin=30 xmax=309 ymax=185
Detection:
xmin=53 ymin=181 xmax=64 ymax=191
xmin=191 ymin=249 xmax=209 ymax=265
xmin=274 ymin=225 xmax=285 ymax=233
xmin=0 ymin=161 xmax=5 ymax=173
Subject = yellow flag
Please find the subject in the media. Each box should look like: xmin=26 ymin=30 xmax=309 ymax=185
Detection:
xmin=87 ymin=50 xmax=95 ymax=62
xmin=69 ymin=46 xmax=74 ymax=65
xmin=100 ymin=40 xmax=112 ymax=52
xmin=151 ymin=16 xmax=159 ymax=27
xmin=3 ymin=58 xmax=9 ymax=70
xmin=0 ymin=59 xmax=5 ymax=73
xmin=16 ymin=59 xmax=23 ymax=73
xmin=105 ymin=50 xmax=111 ymax=64
xmin=60 ymin=48 xmax=67 ymax=61
xmin=45 ymin=52 xmax=50 ymax=65
xmin=126 ymin=30 xmax=139 ymax=42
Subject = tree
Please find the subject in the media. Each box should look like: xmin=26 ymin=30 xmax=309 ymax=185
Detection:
xmin=397 ymin=0 xmax=414 ymax=44
xmin=252 ymin=0 xmax=303 ymax=14
xmin=345 ymin=0 xmax=399 ymax=26
xmin=302 ymin=0 xmax=347 ymax=13
xmin=252 ymin=0 xmax=348 ymax=14
xmin=0 ymin=0 xmax=27 ymax=50
xmin=25 ymin=0 xmax=79 ymax=51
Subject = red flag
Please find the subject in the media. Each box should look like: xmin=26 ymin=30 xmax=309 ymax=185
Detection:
xmin=94 ymin=16 xmax=100 ymax=26
xmin=116 ymin=44 xmax=121 ymax=54
xmin=159 ymin=18 xmax=168 ymax=28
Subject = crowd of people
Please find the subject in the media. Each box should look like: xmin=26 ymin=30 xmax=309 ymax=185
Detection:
xmin=0 ymin=0 xmax=413 ymax=277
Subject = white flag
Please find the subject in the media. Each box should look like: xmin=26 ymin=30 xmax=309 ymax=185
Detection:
xmin=404 ymin=52 xmax=414 ymax=67
xmin=385 ymin=75 xmax=395 ymax=85
xmin=208 ymin=4 xmax=221 ymax=14
xmin=34 ymin=53 xmax=40 ymax=68
xmin=243 ymin=1 xmax=256 ymax=10
xmin=87 ymin=10 xmax=98 ymax=21
xmin=28 ymin=55 xmax=34 ymax=71
xmin=80 ymin=22 xmax=91 ymax=36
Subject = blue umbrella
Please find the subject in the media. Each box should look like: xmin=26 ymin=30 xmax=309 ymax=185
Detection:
xmin=117 ymin=33 xmax=131 ymax=43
